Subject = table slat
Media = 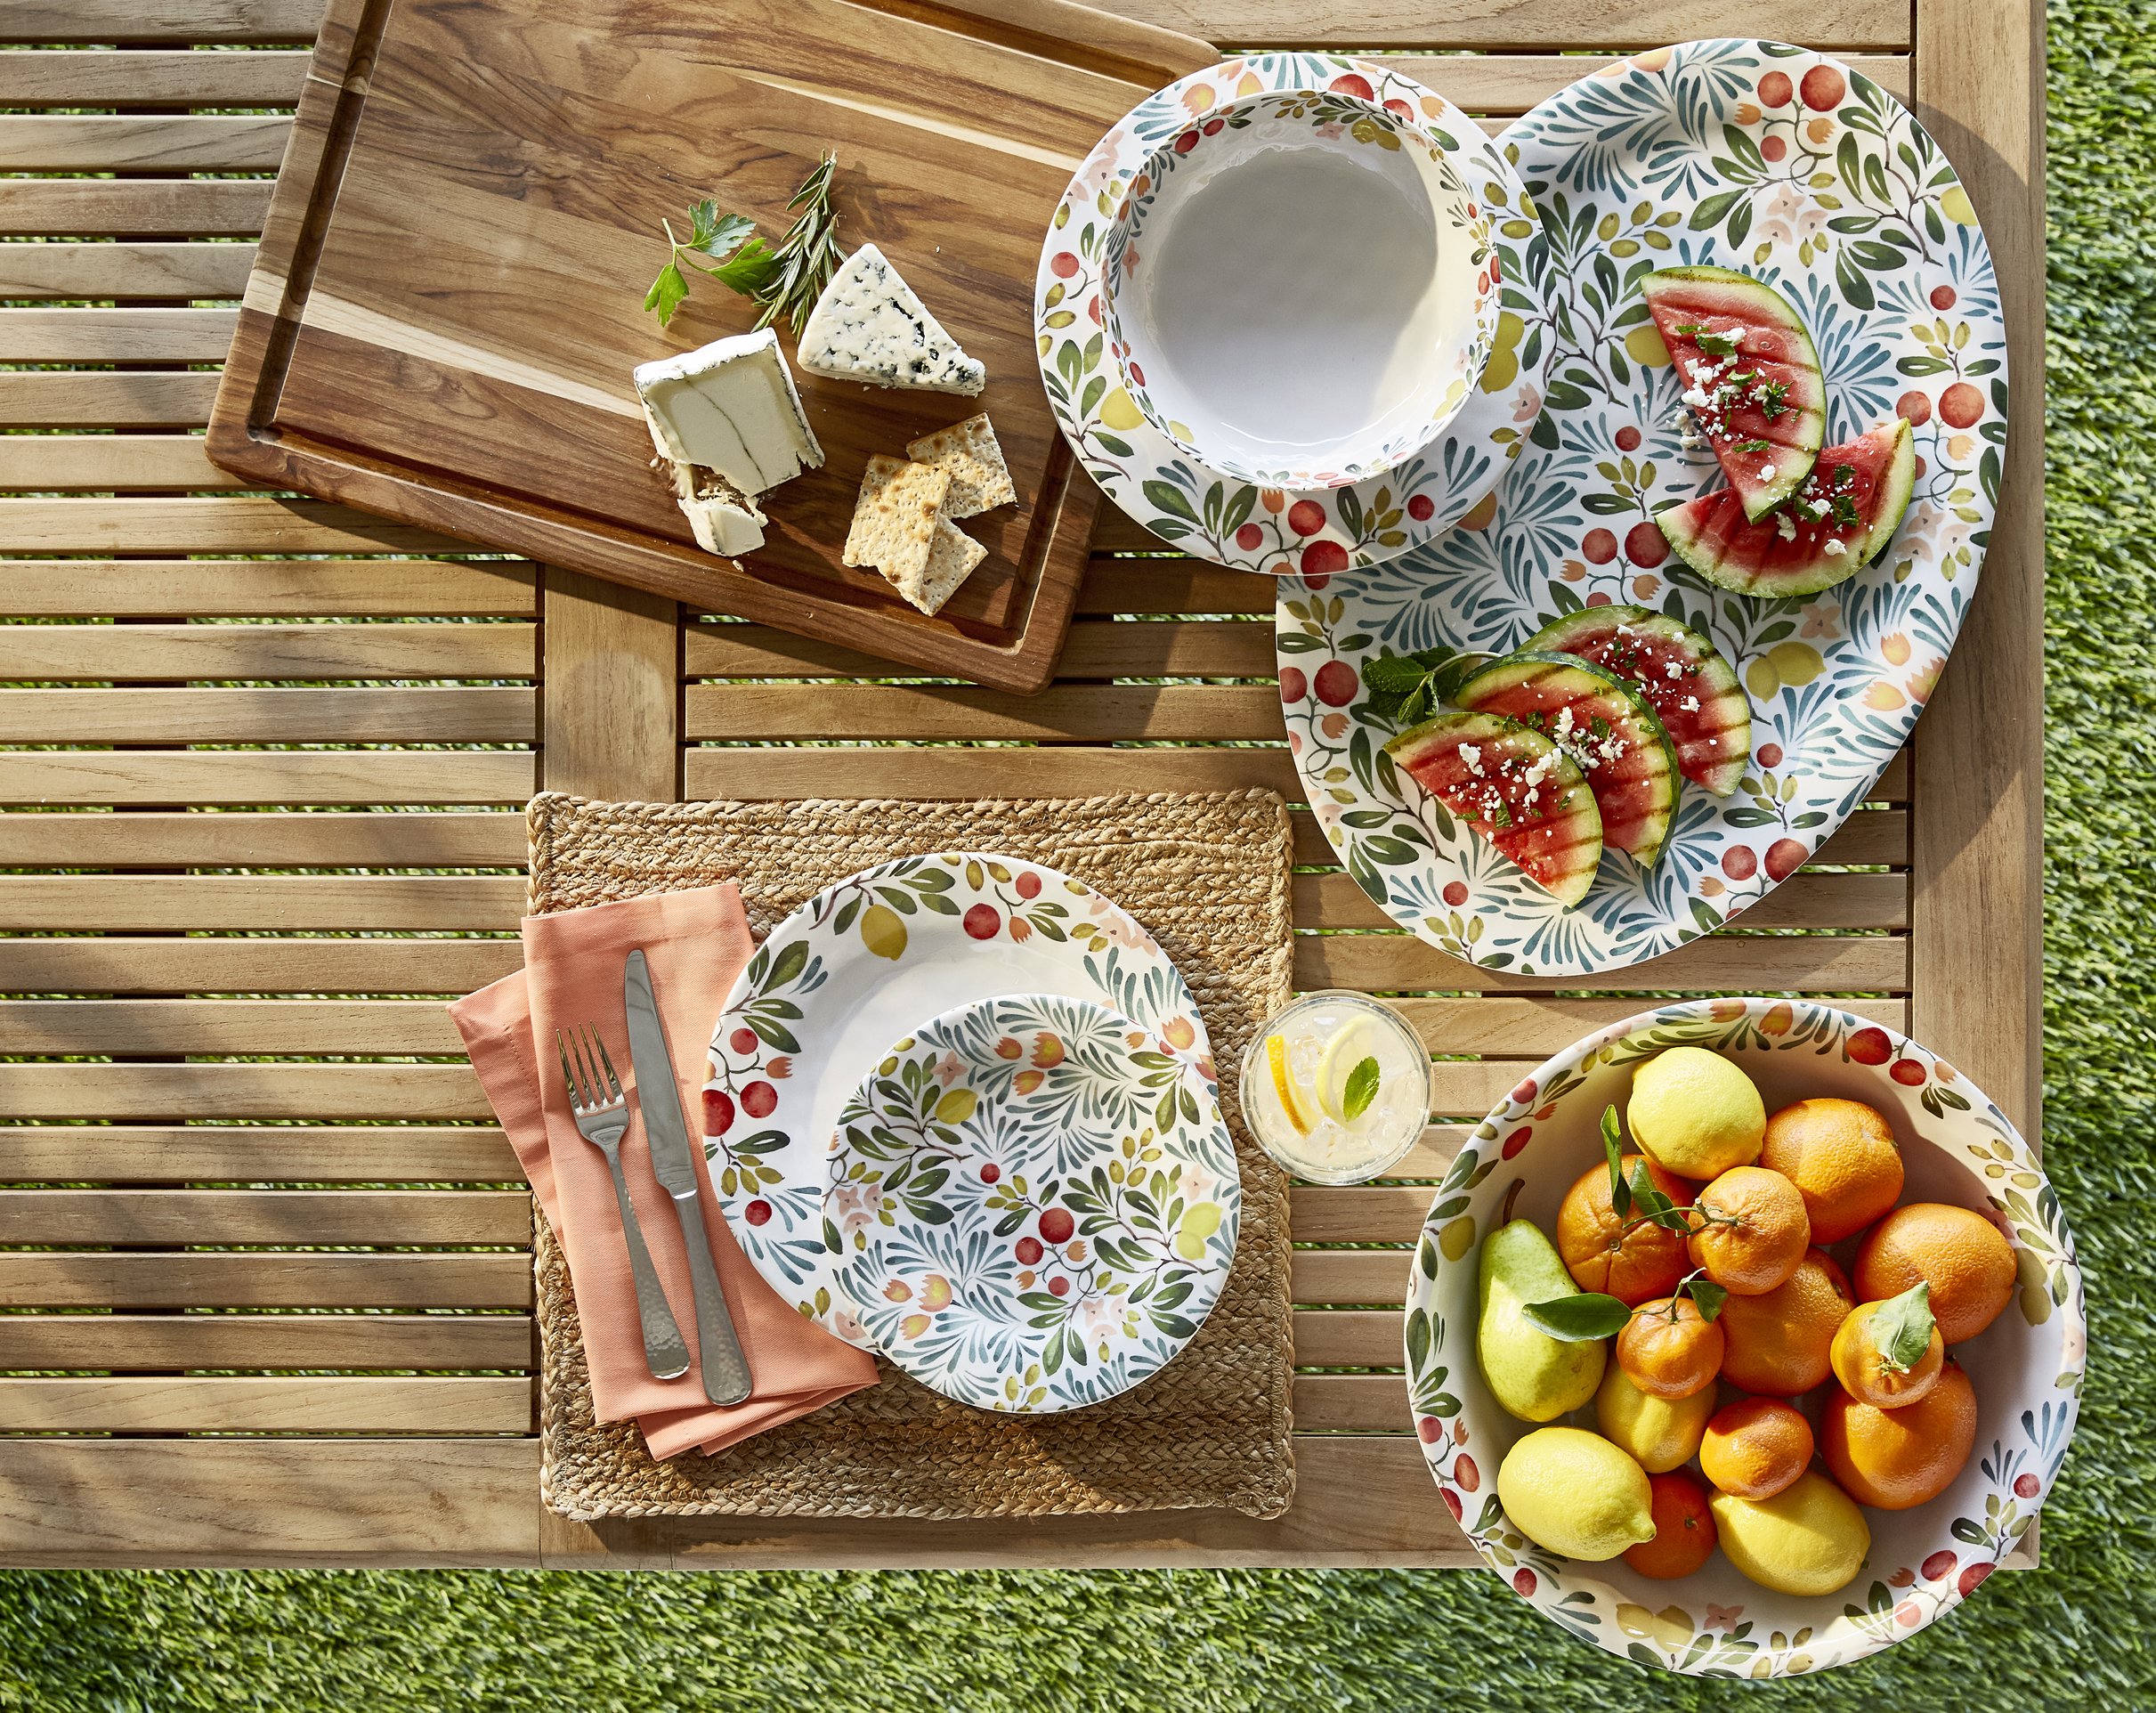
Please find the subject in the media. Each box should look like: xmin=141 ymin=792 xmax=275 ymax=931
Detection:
xmin=0 ymin=1189 xmax=529 ymax=1246
xmin=0 ymin=1313 xmax=531 ymax=1371
xmin=0 ymin=1126 xmax=519 ymax=1183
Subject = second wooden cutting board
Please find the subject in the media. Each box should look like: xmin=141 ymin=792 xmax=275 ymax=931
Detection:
xmin=209 ymin=0 xmax=1213 ymax=693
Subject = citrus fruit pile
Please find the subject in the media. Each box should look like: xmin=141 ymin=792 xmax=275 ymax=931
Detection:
xmin=1482 ymin=1046 xmax=2017 ymax=1596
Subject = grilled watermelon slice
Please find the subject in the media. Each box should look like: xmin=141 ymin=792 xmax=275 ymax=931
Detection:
xmin=1522 ymin=605 xmax=1752 ymax=798
xmin=1658 ymin=418 xmax=1916 ymax=601
xmin=1452 ymin=654 xmax=1681 ymax=867
xmin=1644 ymin=265 xmax=1827 ymax=521
xmin=1384 ymin=711 xmax=1603 ymax=908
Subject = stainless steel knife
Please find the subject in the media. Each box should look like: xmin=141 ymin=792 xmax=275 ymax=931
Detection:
xmin=622 ymin=947 xmax=753 ymax=1407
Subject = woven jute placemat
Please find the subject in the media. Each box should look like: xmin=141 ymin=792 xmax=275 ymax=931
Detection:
xmin=526 ymin=789 xmax=1296 ymax=1522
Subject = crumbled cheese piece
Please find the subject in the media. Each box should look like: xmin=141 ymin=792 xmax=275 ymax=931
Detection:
xmin=1822 ymin=538 xmax=1848 ymax=556
xmin=798 ymin=243 xmax=985 ymax=395
xmin=1665 ymin=660 xmax=1684 ymax=678
xmin=1457 ymin=743 xmax=1483 ymax=777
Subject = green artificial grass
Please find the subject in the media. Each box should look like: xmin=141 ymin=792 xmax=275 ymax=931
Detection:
xmin=3 ymin=6 xmax=2153 ymax=1708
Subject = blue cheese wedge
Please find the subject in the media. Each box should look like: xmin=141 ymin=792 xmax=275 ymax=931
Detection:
xmin=633 ymin=328 xmax=823 ymax=496
xmin=798 ymin=244 xmax=985 ymax=396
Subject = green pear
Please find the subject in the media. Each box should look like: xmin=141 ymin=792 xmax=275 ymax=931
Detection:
xmin=1478 ymin=1218 xmax=1607 ymax=1423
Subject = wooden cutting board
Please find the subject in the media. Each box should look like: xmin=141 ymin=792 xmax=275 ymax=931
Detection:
xmin=207 ymin=0 xmax=1213 ymax=694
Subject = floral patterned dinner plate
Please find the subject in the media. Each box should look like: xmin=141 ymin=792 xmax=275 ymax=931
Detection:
xmin=1407 ymin=999 xmax=2081 ymax=1676
xmin=1278 ymin=41 xmax=2005 ymax=975
xmin=703 ymin=854 xmax=1219 ymax=1346
xmin=835 ymin=995 xmax=1239 ymax=1412
xmin=1036 ymin=53 xmax=1555 ymax=572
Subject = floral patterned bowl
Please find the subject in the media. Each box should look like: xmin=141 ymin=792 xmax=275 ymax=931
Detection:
xmin=1406 ymin=999 xmax=2082 ymax=1676
xmin=1099 ymin=84 xmax=1497 ymax=491
xmin=837 ymin=993 xmax=1240 ymax=1412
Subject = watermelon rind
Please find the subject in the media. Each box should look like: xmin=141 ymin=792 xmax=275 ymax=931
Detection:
xmin=1522 ymin=605 xmax=1752 ymax=798
xmin=1644 ymin=264 xmax=1827 ymax=522
xmin=1384 ymin=710 xmax=1603 ymax=908
xmin=1658 ymin=419 xmax=1915 ymax=601
xmin=1451 ymin=653 xmax=1681 ymax=867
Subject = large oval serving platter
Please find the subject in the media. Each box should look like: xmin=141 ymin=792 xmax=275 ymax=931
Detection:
xmin=1406 ymin=999 xmax=2081 ymax=1676
xmin=702 ymin=853 xmax=1220 ymax=1346
xmin=1036 ymin=53 xmax=1554 ymax=573
xmin=1278 ymin=41 xmax=2005 ymax=975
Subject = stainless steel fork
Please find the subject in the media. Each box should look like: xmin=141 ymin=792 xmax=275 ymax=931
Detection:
xmin=556 ymin=1024 xmax=691 ymax=1381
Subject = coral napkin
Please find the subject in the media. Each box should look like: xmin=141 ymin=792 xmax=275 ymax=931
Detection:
xmin=450 ymin=881 xmax=876 ymax=1459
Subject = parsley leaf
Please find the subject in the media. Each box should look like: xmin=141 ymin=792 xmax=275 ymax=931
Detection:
xmin=642 ymin=259 xmax=689 ymax=326
xmin=642 ymin=158 xmax=840 ymax=332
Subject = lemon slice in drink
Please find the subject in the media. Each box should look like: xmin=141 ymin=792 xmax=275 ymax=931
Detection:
xmin=1264 ymin=1034 xmax=1314 ymax=1136
xmin=1316 ymin=1014 xmax=1388 ymax=1124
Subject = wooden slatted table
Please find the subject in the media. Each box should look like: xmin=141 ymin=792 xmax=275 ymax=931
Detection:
xmin=0 ymin=0 xmax=2042 ymax=1567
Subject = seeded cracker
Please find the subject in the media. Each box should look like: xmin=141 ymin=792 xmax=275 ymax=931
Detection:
xmin=904 ymin=414 xmax=1016 ymax=520
xmin=841 ymin=454 xmax=950 ymax=589
xmin=896 ymin=516 xmax=987 ymax=617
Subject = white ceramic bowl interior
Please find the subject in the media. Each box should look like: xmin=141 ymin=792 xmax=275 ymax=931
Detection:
xmin=1101 ymin=85 xmax=1496 ymax=490
xmin=1407 ymin=998 xmax=2083 ymax=1677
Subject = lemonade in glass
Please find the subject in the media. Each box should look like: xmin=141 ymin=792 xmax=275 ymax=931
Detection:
xmin=1238 ymin=990 xmax=1431 ymax=1182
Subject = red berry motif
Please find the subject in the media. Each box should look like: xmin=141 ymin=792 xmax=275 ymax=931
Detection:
xmin=1764 ymin=837 xmax=1806 ymax=881
xmin=1407 ymin=493 xmax=1435 ymax=521
xmin=1417 ymin=1416 xmax=1444 ymax=1443
xmin=1328 ymin=73 xmax=1375 ymax=100
xmin=1279 ymin=666 xmax=1307 ymax=705
xmin=1939 ymin=382 xmax=1984 ymax=428
xmin=1847 ymin=1027 xmax=1894 ymax=1066
xmin=963 ymin=903 xmax=1001 ymax=939
xmin=1757 ymin=743 xmax=1784 ymax=768
xmin=1453 ymin=1452 xmax=1480 ymax=1491
xmin=1762 ymin=135 xmax=1787 ymax=164
xmin=2014 ymin=1473 xmax=2040 ymax=1498
xmin=1585 ymin=591 xmax=1613 ymax=607
xmin=980 ymin=1164 xmax=1001 ymax=1184
xmin=1892 ymin=1059 xmax=1928 ymax=1086
xmin=741 ymin=1081 xmax=777 ymax=1119
xmin=1923 ymin=1549 xmax=1959 ymax=1580
xmin=1957 ymin=1563 xmax=1995 ymax=1598
xmin=1511 ymin=1078 xmax=1538 ymax=1106
xmin=1801 ymin=66 xmax=1847 ymax=110
xmin=1236 ymin=522 xmax=1264 ymax=550
xmin=1312 ymin=661 xmax=1358 ymax=707
xmin=1203 ymin=117 xmax=1224 ymax=135
xmin=729 ymin=1027 xmax=758 ymax=1055
xmin=1383 ymin=98 xmax=1414 ymax=120
xmin=1625 ymin=521 xmax=1668 ymax=567
xmin=1050 ymin=252 xmax=1079 ymax=279
xmin=1439 ymin=1488 xmax=1463 ymax=1521
xmin=1932 ymin=285 xmax=1958 ymax=311
xmin=1301 ymin=540 xmax=1349 ymax=577
xmin=1898 ymin=390 xmax=1933 ymax=426
xmin=1286 ymin=499 xmax=1326 ymax=537
xmin=1016 ymin=871 xmax=1042 ymax=900
xmin=1048 ymin=1276 xmax=1071 ymax=1297
xmin=1173 ymin=129 xmax=1199 ymax=154
xmin=1758 ymin=70 xmax=1794 ymax=107
xmin=1442 ymin=881 xmax=1469 ymax=907
xmin=1582 ymin=528 xmax=1618 ymax=564
xmin=1512 ymin=1569 xmax=1536 ymax=1597
xmin=1896 ymin=1603 xmax=1923 ymax=1628
xmin=1616 ymin=425 xmax=1642 ymax=451
xmin=1039 ymin=1208 xmax=1076 ymax=1246
xmin=701 ymin=1088 xmax=735 ymax=1135
xmin=1722 ymin=846 xmax=1758 ymax=881
xmin=1502 ymin=1126 xmax=1532 ymax=1159
xmin=1016 ymin=1236 xmax=1043 ymax=1265
xmin=744 ymin=1198 xmax=773 ymax=1226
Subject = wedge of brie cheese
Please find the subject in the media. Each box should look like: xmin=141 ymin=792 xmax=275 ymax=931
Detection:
xmin=798 ymin=244 xmax=985 ymax=396
xmin=669 ymin=464 xmax=766 ymax=557
xmin=633 ymin=328 xmax=823 ymax=496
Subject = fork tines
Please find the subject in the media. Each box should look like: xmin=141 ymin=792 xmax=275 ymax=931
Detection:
xmin=555 ymin=1023 xmax=624 ymax=1112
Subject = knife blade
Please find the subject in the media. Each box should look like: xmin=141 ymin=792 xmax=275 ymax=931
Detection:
xmin=622 ymin=947 xmax=753 ymax=1407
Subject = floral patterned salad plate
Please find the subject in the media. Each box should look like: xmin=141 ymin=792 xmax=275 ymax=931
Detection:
xmin=1407 ymin=999 xmax=2081 ymax=1676
xmin=1037 ymin=53 xmax=1555 ymax=573
xmin=836 ymin=995 xmax=1240 ymax=1412
xmin=1279 ymin=41 xmax=2006 ymax=975
xmin=703 ymin=853 xmax=1220 ymax=1346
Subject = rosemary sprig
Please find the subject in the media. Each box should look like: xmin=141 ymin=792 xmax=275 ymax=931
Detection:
xmin=642 ymin=155 xmax=841 ymax=335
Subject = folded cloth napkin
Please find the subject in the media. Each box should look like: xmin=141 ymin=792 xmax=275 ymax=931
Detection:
xmin=450 ymin=881 xmax=877 ymax=1459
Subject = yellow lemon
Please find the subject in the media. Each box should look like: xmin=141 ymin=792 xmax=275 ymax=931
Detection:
xmin=1496 ymin=1427 xmax=1656 ymax=1561
xmin=1767 ymin=640 xmax=1825 ymax=688
xmin=1628 ymin=1047 xmax=1766 ymax=1178
xmin=1266 ymin=1034 xmax=1313 ymax=1136
xmin=1098 ymin=386 xmax=1146 ymax=432
xmin=1625 ymin=322 xmax=1673 ymax=369
xmin=1746 ymin=655 xmax=1782 ymax=701
xmin=1594 ymin=1365 xmax=1714 ymax=1473
xmin=1710 ymin=1471 xmax=1872 ymax=1595
xmin=1941 ymin=184 xmax=1978 ymax=227
xmin=1315 ymin=1014 xmax=1388 ymax=1124
xmin=934 ymin=1088 xmax=977 ymax=1124
xmin=860 ymin=904 xmax=907 ymax=962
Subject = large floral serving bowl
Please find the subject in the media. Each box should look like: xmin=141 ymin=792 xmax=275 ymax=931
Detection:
xmin=1406 ymin=999 xmax=2082 ymax=1676
xmin=1098 ymin=82 xmax=1498 ymax=491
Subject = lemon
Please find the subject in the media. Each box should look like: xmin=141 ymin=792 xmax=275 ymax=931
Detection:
xmin=1265 ymin=1034 xmax=1313 ymax=1136
xmin=1315 ymin=1015 xmax=1387 ymax=1124
xmin=1594 ymin=1365 xmax=1714 ymax=1474
xmin=1711 ymin=1472 xmax=1872 ymax=1595
xmin=1628 ymin=1047 xmax=1766 ymax=1178
xmin=1495 ymin=1427 xmax=1656 ymax=1561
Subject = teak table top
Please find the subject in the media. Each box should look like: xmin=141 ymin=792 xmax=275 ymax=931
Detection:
xmin=0 ymin=0 xmax=2043 ymax=1569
